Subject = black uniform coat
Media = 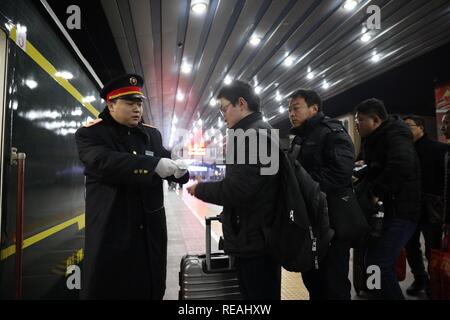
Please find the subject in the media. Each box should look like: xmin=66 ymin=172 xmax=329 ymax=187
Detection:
xmin=75 ymin=108 xmax=189 ymax=299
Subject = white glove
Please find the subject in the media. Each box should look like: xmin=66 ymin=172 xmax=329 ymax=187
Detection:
xmin=154 ymin=158 xmax=178 ymax=178
xmin=174 ymin=159 xmax=188 ymax=179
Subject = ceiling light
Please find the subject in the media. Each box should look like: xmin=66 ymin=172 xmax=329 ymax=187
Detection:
xmin=191 ymin=0 xmax=208 ymax=15
xmin=181 ymin=62 xmax=192 ymax=74
xmin=361 ymin=33 xmax=371 ymax=42
xmin=307 ymin=72 xmax=314 ymax=80
xmin=224 ymin=76 xmax=233 ymax=85
xmin=322 ymin=80 xmax=329 ymax=90
xmin=209 ymin=98 xmax=217 ymax=107
xmin=255 ymin=86 xmax=262 ymax=94
xmin=283 ymin=56 xmax=295 ymax=67
xmin=275 ymin=91 xmax=282 ymax=102
xmin=249 ymin=36 xmax=261 ymax=47
xmin=197 ymin=119 xmax=203 ymax=126
xmin=177 ymin=91 xmax=185 ymax=101
xmin=279 ymin=106 xmax=285 ymax=114
xmin=371 ymin=51 xmax=381 ymax=63
xmin=343 ymin=0 xmax=358 ymax=11
xmin=173 ymin=115 xmax=178 ymax=124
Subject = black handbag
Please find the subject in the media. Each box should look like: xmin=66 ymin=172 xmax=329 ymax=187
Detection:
xmin=326 ymin=188 xmax=370 ymax=245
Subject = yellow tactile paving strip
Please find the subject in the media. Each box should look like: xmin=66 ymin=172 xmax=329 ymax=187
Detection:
xmin=281 ymin=269 xmax=309 ymax=300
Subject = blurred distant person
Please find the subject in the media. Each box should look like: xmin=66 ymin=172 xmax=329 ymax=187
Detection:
xmin=440 ymin=110 xmax=450 ymax=140
xmin=403 ymin=115 xmax=448 ymax=296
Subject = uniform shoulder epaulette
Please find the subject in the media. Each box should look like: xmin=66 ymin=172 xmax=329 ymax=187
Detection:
xmin=83 ymin=118 xmax=103 ymax=128
xmin=142 ymin=123 xmax=156 ymax=129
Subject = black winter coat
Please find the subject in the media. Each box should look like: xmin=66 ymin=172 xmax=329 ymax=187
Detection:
xmin=414 ymin=134 xmax=449 ymax=196
xmin=195 ymin=112 xmax=280 ymax=257
xmin=360 ymin=115 xmax=421 ymax=222
xmin=75 ymin=108 xmax=189 ymax=299
xmin=289 ymin=112 xmax=355 ymax=194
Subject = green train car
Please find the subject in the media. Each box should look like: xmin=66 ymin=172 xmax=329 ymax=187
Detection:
xmin=0 ymin=0 xmax=102 ymax=299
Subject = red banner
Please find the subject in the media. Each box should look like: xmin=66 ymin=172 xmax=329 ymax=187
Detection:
xmin=434 ymin=81 xmax=450 ymax=143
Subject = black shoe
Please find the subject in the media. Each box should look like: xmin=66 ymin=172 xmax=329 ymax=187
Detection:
xmin=406 ymin=279 xmax=426 ymax=296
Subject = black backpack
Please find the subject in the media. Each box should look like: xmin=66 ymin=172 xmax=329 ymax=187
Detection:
xmin=265 ymin=146 xmax=335 ymax=272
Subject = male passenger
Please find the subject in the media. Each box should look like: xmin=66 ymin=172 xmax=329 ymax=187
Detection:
xmin=288 ymin=89 xmax=355 ymax=300
xmin=187 ymin=81 xmax=281 ymax=300
xmin=403 ymin=115 xmax=448 ymax=296
xmin=354 ymin=99 xmax=420 ymax=299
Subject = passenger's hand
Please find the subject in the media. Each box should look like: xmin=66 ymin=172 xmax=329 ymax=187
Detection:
xmin=355 ymin=160 xmax=365 ymax=167
xmin=187 ymin=183 xmax=198 ymax=197
xmin=173 ymin=159 xmax=188 ymax=178
xmin=154 ymin=158 xmax=178 ymax=178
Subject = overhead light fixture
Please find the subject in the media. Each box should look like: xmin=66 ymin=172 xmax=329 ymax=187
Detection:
xmin=176 ymin=91 xmax=185 ymax=101
xmin=181 ymin=62 xmax=192 ymax=74
xmin=224 ymin=76 xmax=233 ymax=85
xmin=283 ymin=56 xmax=295 ymax=67
xmin=173 ymin=115 xmax=178 ymax=124
xmin=322 ymin=80 xmax=329 ymax=90
xmin=263 ymin=116 xmax=268 ymax=122
xmin=360 ymin=26 xmax=371 ymax=42
xmin=254 ymin=86 xmax=262 ymax=94
xmin=249 ymin=36 xmax=261 ymax=47
xmin=197 ymin=119 xmax=203 ymax=126
xmin=55 ymin=71 xmax=74 ymax=80
xmin=25 ymin=79 xmax=38 ymax=89
xmin=191 ymin=0 xmax=208 ymax=15
xmin=343 ymin=0 xmax=358 ymax=11
xmin=279 ymin=106 xmax=285 ymax=114
xmin=371 ymin=51 xmax=381 ymax=63
xmin=361 ymin=33 xmax=371 ymax=42
xmin=275 ymin=91 xmax=282 ymax=102
xmin=209 ymin=98 xmax=217 ymax=107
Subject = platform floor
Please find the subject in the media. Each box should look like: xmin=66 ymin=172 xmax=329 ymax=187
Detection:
xmin=163 ymin=182 xmax=426 ymax=300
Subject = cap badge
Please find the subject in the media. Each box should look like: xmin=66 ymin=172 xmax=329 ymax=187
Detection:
xmin=130 ymin=77 xmax=138 ymax=85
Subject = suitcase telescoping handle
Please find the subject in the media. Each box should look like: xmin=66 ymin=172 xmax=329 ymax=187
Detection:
xmin=205 ymin=215 xmax=221 ymax=272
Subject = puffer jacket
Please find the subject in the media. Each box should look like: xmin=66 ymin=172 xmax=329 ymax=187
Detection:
xmin=360 ymin=115 xmax=421 ymax=222
xmin=195 ymin=112 xmax=280 ymax=257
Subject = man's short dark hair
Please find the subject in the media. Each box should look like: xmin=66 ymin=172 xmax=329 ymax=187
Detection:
xmin=217 ymin=80 xmax=260 ymax=112
xmin=289 ymin=89 xmax=322 ymax=111
xmin=354 ymin=98 xmax=388 ymax=121
xmin=403 ymin=114 xmax=426 ymax=131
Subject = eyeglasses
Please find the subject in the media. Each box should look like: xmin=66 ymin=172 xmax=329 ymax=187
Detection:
xmin=219 ymin=103 xmax=232 ymax=116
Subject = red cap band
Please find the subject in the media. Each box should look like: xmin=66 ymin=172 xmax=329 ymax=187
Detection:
xmin=106 ymin=86 xmax=143 ymax=102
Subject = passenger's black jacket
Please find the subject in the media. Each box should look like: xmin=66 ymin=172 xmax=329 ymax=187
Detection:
xmin=360 ymin=115 xmax=421 ymax=222
xmin=75 ymin=107 xmax=189 ymax=299
xmin=414 ymin=134 xmax=449 ymax=196
xmin=195 ymin=112 xmax=280 ymax=257
xmin=289 ymin=112 xmax=355 ymax=194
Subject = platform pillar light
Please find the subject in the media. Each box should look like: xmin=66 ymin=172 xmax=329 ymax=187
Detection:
xmin=191 ymin=0 xmax=208 ymax=15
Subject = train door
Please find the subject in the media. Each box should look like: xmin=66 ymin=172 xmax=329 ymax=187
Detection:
xmin=0 ymin=29 xmax=7 ymax=243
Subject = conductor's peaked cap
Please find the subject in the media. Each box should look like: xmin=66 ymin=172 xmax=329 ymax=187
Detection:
xmin=101 ymin=74 xmax=146 ymax=102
